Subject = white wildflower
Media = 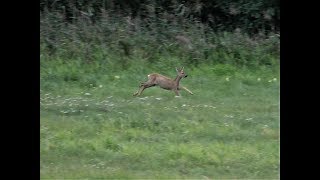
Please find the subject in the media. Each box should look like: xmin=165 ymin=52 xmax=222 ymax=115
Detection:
xmin=99 ymin=85 xmax=103 ymax=88
xmin=114 ymin=75 xmax=120 ymax=79
xmin=257 ymin=78 xmax=261 ymax=81
xmin=155 ymin=98 xmax=162 ymax=100
xmin=84 ymin=93 xmax=91 ymax=96
xmin=226 ymin=77 xmax=230 ymax=81
xmin=273 ymin=78 xmax=277 ymax=82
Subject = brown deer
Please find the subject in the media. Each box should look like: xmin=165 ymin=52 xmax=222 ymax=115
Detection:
xmin=133 ymin=67 xmax=194 ymax=97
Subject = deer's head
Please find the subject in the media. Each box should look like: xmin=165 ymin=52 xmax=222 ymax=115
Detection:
xmin=176 ymin=67 xmax=188 ymax=78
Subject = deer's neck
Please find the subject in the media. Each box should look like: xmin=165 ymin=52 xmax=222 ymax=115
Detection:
xmin=174 ymin=75 xmax=182 ymax=87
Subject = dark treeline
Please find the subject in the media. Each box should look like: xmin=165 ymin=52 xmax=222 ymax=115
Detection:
xmin=40 ymin=0 xmax=280 ymax=68
xmin=40 ymin=0 xmax=279 ymax=35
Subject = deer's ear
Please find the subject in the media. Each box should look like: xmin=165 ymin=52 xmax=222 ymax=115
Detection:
xmin=182 ymin=67 xmax=184 ymax=70
xmin=175 ymin=67 xmax=179 ymax=72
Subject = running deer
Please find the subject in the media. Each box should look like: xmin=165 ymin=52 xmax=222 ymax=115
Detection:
xmin=133 ymin=67 xmax=194 ymax=97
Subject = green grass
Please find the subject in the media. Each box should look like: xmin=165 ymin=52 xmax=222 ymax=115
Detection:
xmin=40 ymin=62 xmax=279 ymax=179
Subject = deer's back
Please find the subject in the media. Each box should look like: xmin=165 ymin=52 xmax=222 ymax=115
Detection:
xmin=148 ymin=73 xmax=176 ymax=90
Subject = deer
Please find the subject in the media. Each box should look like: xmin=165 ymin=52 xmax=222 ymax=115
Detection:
xmin=133 ymin=67 xmax=194 ymax=97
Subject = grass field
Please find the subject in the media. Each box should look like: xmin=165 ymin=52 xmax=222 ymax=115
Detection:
xmin=40 ymin=62 xmax=279 ymax=179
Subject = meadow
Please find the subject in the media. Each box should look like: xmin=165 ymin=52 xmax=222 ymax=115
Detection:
xmin=40 ymin=59 xmax=279 ymax=179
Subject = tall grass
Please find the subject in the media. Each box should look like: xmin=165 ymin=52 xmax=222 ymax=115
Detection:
xmin=40 ymin=10 xmax=279 ymax=71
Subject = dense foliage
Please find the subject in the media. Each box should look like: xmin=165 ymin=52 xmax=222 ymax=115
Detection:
xmin=40 ymin=1 xmax=279 ymax=69
xmin=40 ymin=0 xmax=279 ymax=34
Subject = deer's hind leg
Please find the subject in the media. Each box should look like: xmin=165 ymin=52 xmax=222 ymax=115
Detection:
xmin=133 ymin=78 xmax=156 ymax=96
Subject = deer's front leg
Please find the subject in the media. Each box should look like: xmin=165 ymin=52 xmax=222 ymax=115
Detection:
xmin=173 ymin=88 xmax=181 ymax=96
xmin=179 ymin=86 xmax=194 ymax=95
